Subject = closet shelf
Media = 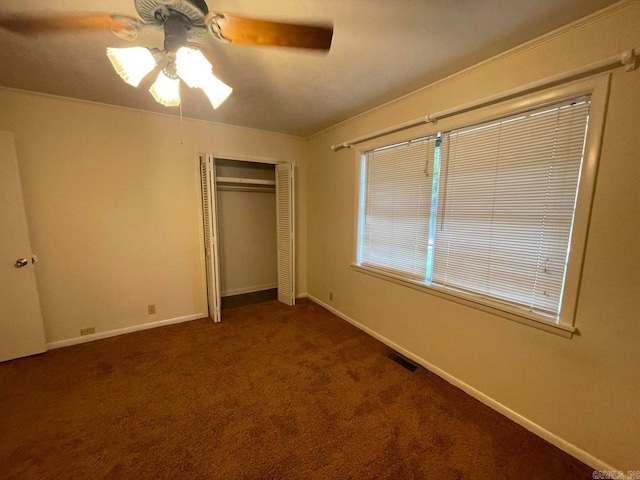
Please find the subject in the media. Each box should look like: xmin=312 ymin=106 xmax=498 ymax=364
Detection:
xmin=216 ymin=176 xmax=276 ymax=186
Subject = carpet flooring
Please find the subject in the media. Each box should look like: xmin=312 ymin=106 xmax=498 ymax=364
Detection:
xmin=0 ymin=299 xmax=592 ymax=479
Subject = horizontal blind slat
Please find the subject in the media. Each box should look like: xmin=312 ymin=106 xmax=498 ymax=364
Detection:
xmin=433 ymin=97 xmax=590 ymax=318
xmin=362 ymin=137 xmax=437 ymax=279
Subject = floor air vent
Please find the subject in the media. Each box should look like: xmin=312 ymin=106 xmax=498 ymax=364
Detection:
xmin=385 ymin=351 xmax=421 ymax=372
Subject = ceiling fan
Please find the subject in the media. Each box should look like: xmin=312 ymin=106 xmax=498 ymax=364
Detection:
xmin=0 ymin=0 xmax=333 ymax=109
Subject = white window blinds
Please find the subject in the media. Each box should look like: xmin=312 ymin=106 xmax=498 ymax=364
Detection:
xmin=432 ymin=97 xmax=590 ymax=317
xmin=361 ymin=137 xmax=437 ymax=280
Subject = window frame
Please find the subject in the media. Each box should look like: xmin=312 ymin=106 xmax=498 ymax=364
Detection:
xmin=352 ymin=74 xmax=610 ymax=338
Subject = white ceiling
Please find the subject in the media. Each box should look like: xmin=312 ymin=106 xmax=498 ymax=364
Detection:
xmin=0 ymin=0 xmax=621 ymax=137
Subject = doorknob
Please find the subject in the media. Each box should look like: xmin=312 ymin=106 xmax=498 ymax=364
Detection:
xmin=15 ymin=258 xmax=29 ymax=268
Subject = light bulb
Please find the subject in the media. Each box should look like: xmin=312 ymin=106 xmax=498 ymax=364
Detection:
xmin=106 ymin=47 xmax=156 ymax=87
xmin=149 ymin=71 xmax=181 ymax=107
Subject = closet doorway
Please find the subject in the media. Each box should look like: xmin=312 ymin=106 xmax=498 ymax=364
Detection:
xmin=199 ymin=154 xmax=295 ymax=322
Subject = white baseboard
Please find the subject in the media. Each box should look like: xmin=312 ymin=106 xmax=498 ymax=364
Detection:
xmin=305 ymin=294 xmax=622 ymax=476
xmin=221 ymin=284 xmax=277 ymax=297
xmin=296 ymin=292 xmax=309 ymax=299
xmin=46 ymin=313 xmax=205 ymax=350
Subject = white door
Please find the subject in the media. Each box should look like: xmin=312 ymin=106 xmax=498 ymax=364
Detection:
xmin=200 ymin=154 xmax=222 ymax=322
xmin=276 ymin=163 xmax=295 ymax=306
xmin=0 ymin=131 xmax=47 ymax=362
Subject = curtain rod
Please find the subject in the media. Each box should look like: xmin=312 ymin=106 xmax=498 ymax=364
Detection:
xmin=330 ymin=48 xmax=638 ymax=152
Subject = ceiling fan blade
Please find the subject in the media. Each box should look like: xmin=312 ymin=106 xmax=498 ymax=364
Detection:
xmin=210 ymin=13 xmax=332 ymax=50
xmin=0 ymin=14 xmax=142 ymax=35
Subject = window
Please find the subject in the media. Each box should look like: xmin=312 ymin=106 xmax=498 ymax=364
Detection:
xmin=359 ymin=137 xmax=436 ymax=280
xmin=356 ymin=92 xmax=599 ymax=331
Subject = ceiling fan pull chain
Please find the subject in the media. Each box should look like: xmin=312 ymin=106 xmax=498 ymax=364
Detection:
xmin=179 ymin=95 xmax=184 ymax=145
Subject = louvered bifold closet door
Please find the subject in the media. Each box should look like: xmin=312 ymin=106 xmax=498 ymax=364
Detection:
xmin=276 ymin=163 xmax=295 ymax=306
xmin=432 ymin=97 xmax=590 ymax=318
xmin=361 ymin=137 xmax=436 ymax=280
xmin=200 ymin=154 xmax=222 ymax=322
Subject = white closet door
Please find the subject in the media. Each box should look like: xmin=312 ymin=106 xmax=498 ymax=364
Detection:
xmin=200 ymin=154 xmax=222 ymax=322
xmin=275 ymin=163 xmax=295 ymax=305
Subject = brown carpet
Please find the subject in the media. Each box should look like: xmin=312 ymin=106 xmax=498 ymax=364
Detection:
xmin=0 ymin=299 xmax=591 ymax=479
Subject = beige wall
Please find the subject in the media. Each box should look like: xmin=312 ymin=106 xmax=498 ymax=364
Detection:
xmin=306 ymin=1 xmax=640 ymax=472
xmin=0 ymin=89 xmax=306 ymax=343
xmin=217 ymin=189 xmax=277 ymax=296
xmin=1 ymin=0 xmax=637 ymax=471
xmin=215 ymin=160 xmax=278 ymax=296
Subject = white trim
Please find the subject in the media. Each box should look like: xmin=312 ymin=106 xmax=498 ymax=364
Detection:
xmin=304 ymin=294 xmax=623 ymax=475
xmin=221 ymin=284 xmax=278 ymax=297
xmin=352 ymin=265 xmax=575 ymax=337
xmin=216 ymin=176 xmax=276 ymax=186
xmin=351 ymin=75 xmax=611 ymax=336
xmin=46 ymin=313 xmax=205 ymax=350
xmin=213 ymin=153 xmax=279 ymax=165
xmin=295 ymin=292 xmax=309 ymax=299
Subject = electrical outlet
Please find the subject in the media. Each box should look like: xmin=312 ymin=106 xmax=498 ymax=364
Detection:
xmin=329 ymin=292 xmax=333 ymax=301
xmin=148 ymin=304 xmax=156 ymax=315
xmin=80 ymin=327 xmax=95 ymax=336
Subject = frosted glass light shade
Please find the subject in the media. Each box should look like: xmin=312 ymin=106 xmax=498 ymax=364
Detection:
xmin=175 ymin=47 xmax=232 ymax=109
xmin=106 ymin=47 xmax=156 ymax=87
xmin=175 ymin=47 xmax=212 ymax=88
xmin=149 ymin=71 xmax=181 ymax=107
xmin=201 ymin=76 xmax=233 ymax=109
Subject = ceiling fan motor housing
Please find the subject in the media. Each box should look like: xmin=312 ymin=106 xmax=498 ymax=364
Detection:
xmin=163 ymin=15 xmax=189 ymax=52
xmin=135 ymin=0 xmax=208 ymax=41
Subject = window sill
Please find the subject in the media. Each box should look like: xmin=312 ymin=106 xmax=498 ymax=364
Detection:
xmin=351 ymin=264 xmax=576 ymax=338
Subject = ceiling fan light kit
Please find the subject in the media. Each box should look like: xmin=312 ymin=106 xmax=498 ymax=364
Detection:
xmin=149 ymin=69 xmax=181 ymax=106
xmin=108 ymin=0 xmax=229 ymax=109
xmin=106 ymin=47 xmax=156 ymax=87
xmin=107 ymin=44 xmax=232 ymax=109
xmin=0 ymin=0 xmax=332 ymax=112
xmin=175 ymin=47 xmax=232 ymax=108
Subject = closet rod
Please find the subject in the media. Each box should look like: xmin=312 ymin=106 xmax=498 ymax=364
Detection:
xmin=330 ymin=47 xmax=638 ymax=152
xmin=216 ymin=176 xmax=276 ymax=186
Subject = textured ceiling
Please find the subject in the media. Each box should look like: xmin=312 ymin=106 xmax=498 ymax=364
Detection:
xmin=0 ymin=0 xmax=621 ymax=136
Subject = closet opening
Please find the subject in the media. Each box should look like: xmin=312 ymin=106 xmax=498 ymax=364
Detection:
xmin=216 ymin=159 xmax=278 ymax=310
xmin=199 ymin=154 xmax=295 ymax=322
